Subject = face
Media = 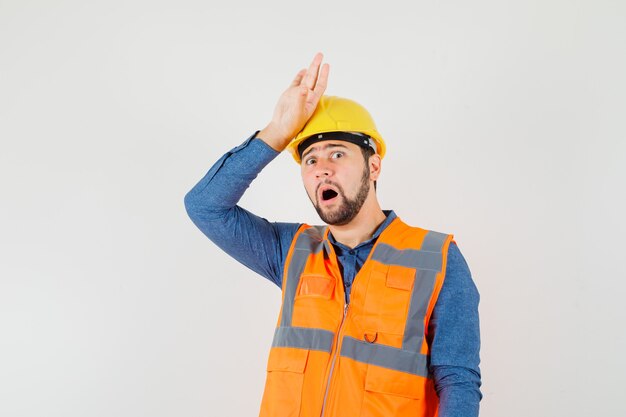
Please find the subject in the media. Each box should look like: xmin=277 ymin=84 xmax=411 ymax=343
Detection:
xmin=300 ymin=141 xmax=372 ymax=226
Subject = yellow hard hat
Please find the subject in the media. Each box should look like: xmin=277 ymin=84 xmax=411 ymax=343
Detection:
xmin=287 ymin=95 xmax=386 ymax=164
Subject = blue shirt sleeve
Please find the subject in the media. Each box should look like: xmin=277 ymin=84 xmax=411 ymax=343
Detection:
xmin=183 ymin=132 xmax=300 ymax=287
xmin=429 ymin=242 xmax=482 ymax=417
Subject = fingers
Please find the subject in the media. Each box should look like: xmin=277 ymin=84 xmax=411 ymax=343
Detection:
xmin=290 ymin=69 xmax=306 ymax=87
xmin=302 ymin=52 xmax=324 ymax=90
xmin=312 ymin=63 xmax=329 ymax=97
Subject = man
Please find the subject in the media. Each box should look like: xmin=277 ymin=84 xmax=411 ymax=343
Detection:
xmin=184 ymin=53 xmax=481 ymax=417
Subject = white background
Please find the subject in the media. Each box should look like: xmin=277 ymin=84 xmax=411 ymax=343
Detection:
xmin=1 ymin=1 xmax=625 ymax=416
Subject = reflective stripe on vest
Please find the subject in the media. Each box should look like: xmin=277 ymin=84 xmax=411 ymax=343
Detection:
xmin=371 ymin=230 xmax=448 ymax=352
xmin=272 ymin=224 xmax=450 ymax=377
xmin=271 ymin=326 xmax=334 ymax=352
xmin=338 ymin=229 xmax=449 ymax=377
xmin=340 ymin=336 xmax=430 ymax=377
xmin=279 ymin=226 xmax=325 ymax=328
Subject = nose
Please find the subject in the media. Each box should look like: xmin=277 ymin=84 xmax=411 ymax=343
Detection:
xmin=314 ymin=159 xmax=333 ymax=178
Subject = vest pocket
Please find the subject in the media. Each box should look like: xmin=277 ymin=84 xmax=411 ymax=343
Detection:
xmin=297 ymin=274 xmax=335 ymax=299
xmin=260 ymin=347 xmax=309 ymax=417
xmin=365 ymin=265 xmax=415 ymax=335
xmin=361 ymin=365 xmax=422 ymax=417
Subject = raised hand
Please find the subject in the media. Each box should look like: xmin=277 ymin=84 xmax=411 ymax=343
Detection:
xmin=259 ymin=53 xmax=330 ymax=151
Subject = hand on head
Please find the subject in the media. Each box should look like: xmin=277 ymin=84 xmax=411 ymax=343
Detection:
xmin=259 ymin=53 xmax=330 ymax=152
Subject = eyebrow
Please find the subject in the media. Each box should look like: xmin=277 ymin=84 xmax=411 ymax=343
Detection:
xmin=301 ymin=143 xmax=349 ymax=161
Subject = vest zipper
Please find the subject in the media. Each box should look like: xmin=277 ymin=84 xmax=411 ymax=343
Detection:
xmin=320 ymin=302 xmax=348 ymax=417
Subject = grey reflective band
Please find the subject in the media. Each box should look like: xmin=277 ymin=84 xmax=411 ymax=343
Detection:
xmin=276 ymin=228 xmax=333 ymax=353
xmin=272 ymin=326 xmax=335 ymax=352
xmin=420 ymin=230 xmax=448 ymax=253
xmin=371 ymin=243 xmax=443 ymax=271
xmin=280 ymin=227 xmax=325 ymax=327
xmin=369 ymin=231 xmax=450 ymax=352
xmin=311 ymin=225 xmax=328 ymax=236
xmin=402 ymin=268 xmax=437 ymax=351
xmin=323 ymin=239 xmax=332 ymax=254
xmin=293 ymin=227 xmax=325 ymax=251
xmin=340 ymin=336 xmax=430 ymax=378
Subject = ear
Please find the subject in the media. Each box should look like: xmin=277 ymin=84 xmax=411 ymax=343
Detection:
xmin=369 ymin=154 xmax=382 ymax=181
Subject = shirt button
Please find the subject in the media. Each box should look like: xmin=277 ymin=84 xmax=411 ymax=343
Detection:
xmin=349 ymin=250 xmax=355 ymax=255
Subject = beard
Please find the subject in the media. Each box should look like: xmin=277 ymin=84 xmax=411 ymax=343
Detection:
xmin=312 ymin=165 xmax=370 ymax=226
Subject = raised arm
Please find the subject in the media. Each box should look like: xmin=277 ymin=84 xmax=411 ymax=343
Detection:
xmin=184 ymin=53 xmax=330 ymax=287
xmin=184 ymin=134 xmax=298 ymax=286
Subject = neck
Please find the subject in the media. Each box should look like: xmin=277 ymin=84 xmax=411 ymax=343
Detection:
xmin=328 ymin=199 xmax=387 ymax=249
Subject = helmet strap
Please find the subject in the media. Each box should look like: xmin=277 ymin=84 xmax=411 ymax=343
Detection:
xmin=297 ymin=131 xmax=376 ymax=159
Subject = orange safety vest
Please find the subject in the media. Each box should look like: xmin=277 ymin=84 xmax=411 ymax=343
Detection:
xmin=259 ymin=217 xmax=453 ymax=417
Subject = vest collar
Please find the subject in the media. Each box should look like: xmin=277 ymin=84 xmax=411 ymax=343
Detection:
xmin=325 ymin=210 xmax=397 ymax=250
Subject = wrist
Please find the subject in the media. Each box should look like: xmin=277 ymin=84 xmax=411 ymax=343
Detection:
xmin=257 ymin=123 xmax=292 ymax=152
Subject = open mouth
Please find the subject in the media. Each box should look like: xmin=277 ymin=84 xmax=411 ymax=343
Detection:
xmin=322 ymin=189 xmax=338 ymax=201
xmin=318 ymin=185 xmax=339 ymax=203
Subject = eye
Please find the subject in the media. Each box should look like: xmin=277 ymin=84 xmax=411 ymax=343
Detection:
xmin=331 ymin=151 xmax=344 ymax=159
xmin=304 ymin=157 xmax=316 ymax=166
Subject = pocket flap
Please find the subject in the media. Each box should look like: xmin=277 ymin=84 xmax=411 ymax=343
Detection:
xmin=297 ymin=274 xmax=335 ymax=299
xmin=386 ymin=265 xmax=415 ymax=291
xmin=266 ymin=347 xmax=309 ymax=373
xmin=365 ymin=364 xmax=423 ymax=399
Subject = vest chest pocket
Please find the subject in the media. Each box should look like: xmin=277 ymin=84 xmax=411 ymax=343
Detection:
xmin=364 ymin=264 xmax=416 ymax=335
xmin=293 ymin=274 xmax=339 ymax=328
xmin=296 ymin=274 xmax=335 ymax=299
xmin=260 ymin=347 xmax=309 ymax=417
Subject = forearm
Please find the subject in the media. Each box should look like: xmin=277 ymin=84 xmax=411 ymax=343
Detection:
xmin=429 ymin=242 xmax=482 ymax=416
xmin=432 ymin=365 xmax=482 ymax=417
xmin=184 ymin=132 xmax=277 ymax=217
xmin=184 ymin=132 xmax=298 ymax=285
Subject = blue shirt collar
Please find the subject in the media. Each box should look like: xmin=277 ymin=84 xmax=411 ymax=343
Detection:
xmin=327 ymin=210 xmax=397 ymax=251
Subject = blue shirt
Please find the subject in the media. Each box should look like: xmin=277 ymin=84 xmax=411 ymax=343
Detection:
xmin=184 ymin=132 xmax=482 ymax=417
xmin=328 ymin=209 xmax=397 ymax=303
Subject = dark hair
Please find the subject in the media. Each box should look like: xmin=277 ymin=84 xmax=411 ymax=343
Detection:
xmin=360 ymin=146 xmax=377 ymax=190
